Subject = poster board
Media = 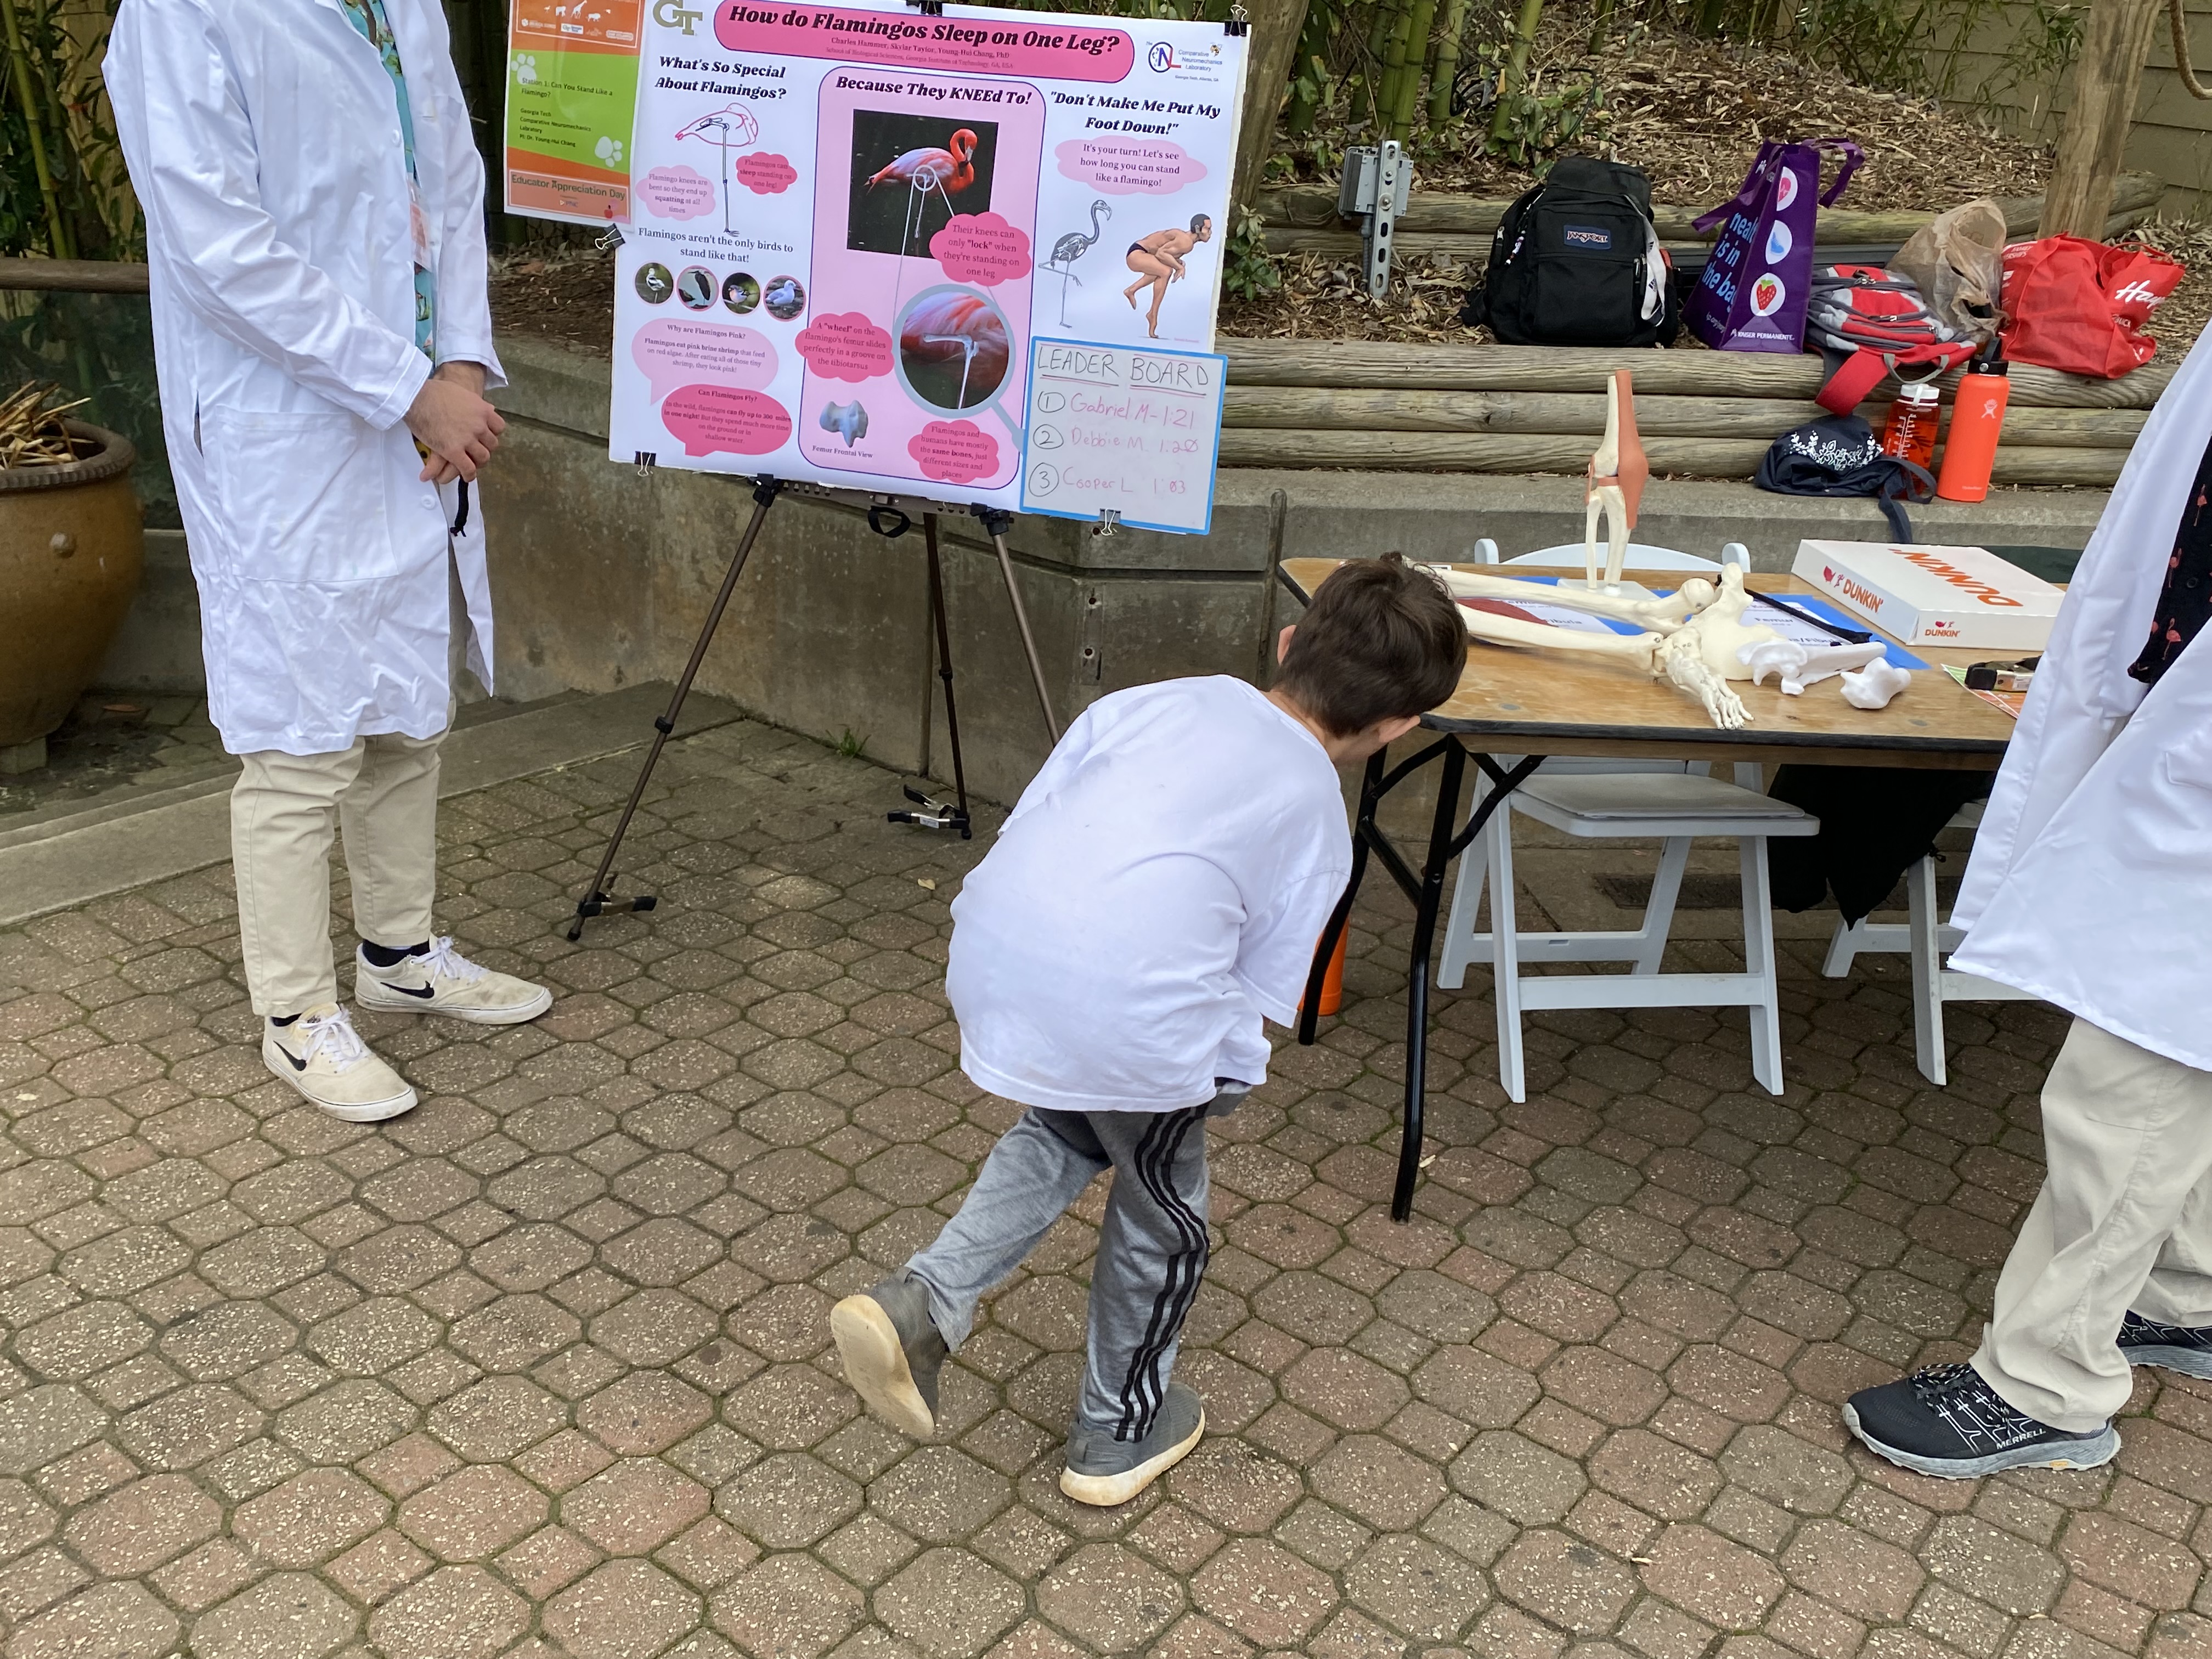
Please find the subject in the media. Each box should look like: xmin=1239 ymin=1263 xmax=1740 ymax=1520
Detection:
xmin=597 ymin=0 xmax=1246 ymax=512
xmin=505 ymin=0 xmax=644 ymax=225
xmin=1019 ymin=338 xmax=1226 ymax=534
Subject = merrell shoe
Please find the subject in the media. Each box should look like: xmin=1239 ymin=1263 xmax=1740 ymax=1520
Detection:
xmin=1060 ymin=1380 xmax=1205 ymax=1507
xmin=354 ymin=936 xmax=552 ymax=1025
xmin=1843 ymin=1362 xmax=2118 ymax=1479
xmin=263 ymin=1005 xmax=417 ymax=1122
xmin=2119 ymin=1310 xmax=2212 ymax=1379
xmin=831 ymin=1274 xmax=947 ymax=1440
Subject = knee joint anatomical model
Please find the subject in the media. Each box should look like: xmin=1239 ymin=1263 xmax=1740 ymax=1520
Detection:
xmin=1585 ymin=369 xmax=1650 ymax=588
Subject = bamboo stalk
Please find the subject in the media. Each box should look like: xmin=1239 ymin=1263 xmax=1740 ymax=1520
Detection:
xmin=0 ymin=0 xmax=72 ymax=259
xmin=1491 ymin=0 xmax=1545 ymax=141
xmin=1377 ymin=0 xmax=1418 ymax=137
xmin=1386 ymin=0 xmax=1440 ymax=138
xmin=1427 ymin=0 xmax=1474 ymax=125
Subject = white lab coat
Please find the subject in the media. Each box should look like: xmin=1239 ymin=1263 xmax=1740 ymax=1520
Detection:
xmin=1950 ymin=325 xmax=2212 ymax=1071
xmin=107 ymin=0 xmax=501 ymax=757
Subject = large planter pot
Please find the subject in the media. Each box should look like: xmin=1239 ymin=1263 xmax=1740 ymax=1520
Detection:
xmin=0 ymin=421 xmax=143 ymax=748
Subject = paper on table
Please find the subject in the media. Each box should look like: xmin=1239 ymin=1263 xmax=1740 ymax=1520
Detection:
xmin=1455 ymin=596 xmax=1638 ymax=636
xmin=1945 ymin=664 xmax=2026 ymax=718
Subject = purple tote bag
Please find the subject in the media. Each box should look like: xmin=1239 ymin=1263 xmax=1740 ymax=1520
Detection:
xmin=1686 ymin=139 xmax=1863 ymax=353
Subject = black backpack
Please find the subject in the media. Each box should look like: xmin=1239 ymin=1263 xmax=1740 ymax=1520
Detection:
xmin=1460 ymin=157 xmax=1679 ymax=347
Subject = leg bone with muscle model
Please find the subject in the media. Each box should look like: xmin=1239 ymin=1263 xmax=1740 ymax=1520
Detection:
xmin=1584 ymin=371 xmax=1650 ymax=589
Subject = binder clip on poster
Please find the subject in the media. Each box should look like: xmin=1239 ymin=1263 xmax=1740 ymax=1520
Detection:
xmin=1339 ymin=140 xmax=1409 ymax=301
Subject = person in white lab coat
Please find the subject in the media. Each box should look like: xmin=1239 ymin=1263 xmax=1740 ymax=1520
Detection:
xmin=108 ymin=0 xmax=552 ymax=1125
xmin=1843 ymin=328 xmax=2212 ymax=1479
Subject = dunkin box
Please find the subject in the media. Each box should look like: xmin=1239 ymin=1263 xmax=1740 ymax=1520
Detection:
xmin=1790 ymin=541 xmax=2065 ymax=650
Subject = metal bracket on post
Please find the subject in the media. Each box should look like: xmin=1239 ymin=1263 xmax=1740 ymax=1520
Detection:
xmin=1338 ymin=139 xmax=1409 ymax=301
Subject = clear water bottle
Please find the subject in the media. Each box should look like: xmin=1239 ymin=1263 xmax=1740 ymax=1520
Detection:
xmin=1880 ymin=381 xmax=1941 ymax=471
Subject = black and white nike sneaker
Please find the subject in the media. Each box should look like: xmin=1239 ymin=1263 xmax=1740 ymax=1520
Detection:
xmin=2119 ymin=1311 xmax=2212 ymax=1379
xmin=1843 ymin=1362 xmax=2119 ymax=1479
xmin=355 ymin=937 xmax=552 ymax=1024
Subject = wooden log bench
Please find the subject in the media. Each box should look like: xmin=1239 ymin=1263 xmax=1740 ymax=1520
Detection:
xmin=1217 ymin=340 xmax=2174 ymax=486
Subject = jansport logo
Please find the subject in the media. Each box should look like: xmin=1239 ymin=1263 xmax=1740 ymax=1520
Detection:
xmin=1896 ymin=548 xmax=2026 ymax=607
xmin=1822 ymin=566 xmax=1884 ymax=613
xmin=1146 ymin=41 xmax=1177 ymax=70
xmin=1562 ymin=224 xmax=1613 ymax=250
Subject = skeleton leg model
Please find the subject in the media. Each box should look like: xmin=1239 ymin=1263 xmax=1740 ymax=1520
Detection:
xmin=1431 ymin=566 xmax=1696 ymax=632
xmin=1584 ymin=371 xmax=1650 ymax=589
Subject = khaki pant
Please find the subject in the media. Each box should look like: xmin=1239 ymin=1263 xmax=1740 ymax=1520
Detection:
xmin=232 ymin=555 xmax=475 ymax=1018
xmin=1974 ymin=1018 xmax=2212 ymax=1431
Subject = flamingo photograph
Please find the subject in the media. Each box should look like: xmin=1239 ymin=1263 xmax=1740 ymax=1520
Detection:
xmin=896 ymin=289 xmax=1011 ymax=411
xmin=847 ymin=114 xmax=996 ymax=259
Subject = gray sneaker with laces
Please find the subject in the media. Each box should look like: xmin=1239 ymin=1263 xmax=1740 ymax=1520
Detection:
xmin=1060 ymin=1380 xmax=1205 ymax=1507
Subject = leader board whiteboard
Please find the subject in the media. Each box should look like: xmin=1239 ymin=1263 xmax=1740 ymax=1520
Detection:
xmin=1019 ymin=338 xmax=1226 ymax=534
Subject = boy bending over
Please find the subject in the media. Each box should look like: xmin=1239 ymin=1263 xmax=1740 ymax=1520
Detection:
xmin=831 ymin=555 xmax=1468 ymax=1505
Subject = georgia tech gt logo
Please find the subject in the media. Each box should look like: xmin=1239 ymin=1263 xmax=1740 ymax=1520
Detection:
xmin=654 ymin=0 xmax=703 ymax=33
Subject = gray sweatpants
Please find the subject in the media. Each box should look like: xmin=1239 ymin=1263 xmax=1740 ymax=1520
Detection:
xmin=906 ymin=1088 xmax=1241 ymax=1441
xmin=1974 ymin=1018 xmax=2212 ymax=1431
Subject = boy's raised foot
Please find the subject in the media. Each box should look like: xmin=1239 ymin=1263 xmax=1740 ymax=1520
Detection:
xmin=1059 ymin=1381 xmax=1205 ymax=1507
xmin=831 ymin=1276 xmax=946 ymax=1441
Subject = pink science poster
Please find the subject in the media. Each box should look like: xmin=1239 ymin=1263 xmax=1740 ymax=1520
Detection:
xmin=606 ymin=0 xmax=1246 ymax=511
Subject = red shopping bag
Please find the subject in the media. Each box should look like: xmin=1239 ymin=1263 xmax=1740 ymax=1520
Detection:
xmin=2000 ymin=236 xmax=2183 ymax=379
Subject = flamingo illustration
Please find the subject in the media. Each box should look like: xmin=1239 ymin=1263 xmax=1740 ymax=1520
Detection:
xmin=866 ymin=129 xmax=980 ymax=264
xmin=675 ymin=103 xmax=759 ymax=235
xmin=1043 ymin=200 xmax=1111 ymax=326
xmin=899 ymin=291 xmax=1009 ymax=411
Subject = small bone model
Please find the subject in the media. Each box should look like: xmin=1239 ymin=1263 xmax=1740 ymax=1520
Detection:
xmin=1585 ymin=370 xmax=1650 ymax=589
xmin=1841 ymin=659 xmax=1912 ymax=709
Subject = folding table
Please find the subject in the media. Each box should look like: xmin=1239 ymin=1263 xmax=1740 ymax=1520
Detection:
xmin=1276 ymin=559 xmax=2018 ymax=1221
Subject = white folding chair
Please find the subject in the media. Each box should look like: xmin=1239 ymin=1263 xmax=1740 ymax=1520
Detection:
xmin=1442 ymin=539 xmax=1817 ymax=1099
xmin=1442 ymin=773 xmax=1816 ymax=1101
xmin=1820 ymin=802 xmax=2035 ymax=1086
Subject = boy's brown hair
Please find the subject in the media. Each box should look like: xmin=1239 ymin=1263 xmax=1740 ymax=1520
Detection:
xmin=1275 ymin=552 xmax=1467 ymax=737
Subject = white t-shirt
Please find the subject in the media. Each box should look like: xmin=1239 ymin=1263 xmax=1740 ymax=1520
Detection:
xmin=946 ymin=676 xmax=1352 ymax=1114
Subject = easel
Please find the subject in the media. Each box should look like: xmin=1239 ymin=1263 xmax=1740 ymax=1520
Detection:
xmin=566 ymin=476 xmax=1062 ymax=940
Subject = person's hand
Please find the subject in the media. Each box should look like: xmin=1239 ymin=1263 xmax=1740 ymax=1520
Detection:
xmin=405 ymin=363 xmax=503 ymax=483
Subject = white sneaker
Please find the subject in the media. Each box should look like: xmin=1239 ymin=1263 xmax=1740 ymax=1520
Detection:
xmin=263 ymin=1005 xmax=418 ymax=1122
xmin=353 ymin=936 xmax=554 ymax=1025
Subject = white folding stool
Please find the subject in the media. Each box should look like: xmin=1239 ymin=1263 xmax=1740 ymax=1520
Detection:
xmin=1820 ymin=802 xmax=2035 ymax=1086
xmin=1435 ymin=539 xmax=1817 ymax=1102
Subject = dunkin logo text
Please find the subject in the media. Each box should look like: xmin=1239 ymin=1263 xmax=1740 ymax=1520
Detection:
xmin=1822 ymin=565 xmax=1883 ymax=614
xmin=1895 ymin=548 xmax=2025 ymax=607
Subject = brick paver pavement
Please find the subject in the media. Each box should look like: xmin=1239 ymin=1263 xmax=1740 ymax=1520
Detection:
xmin=2 ymin=718 xmax=2208 ymax=1659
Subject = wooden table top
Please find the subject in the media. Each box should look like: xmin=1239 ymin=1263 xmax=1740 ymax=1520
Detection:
xmin=1279 ymin=558 xmax=2019 ymax=771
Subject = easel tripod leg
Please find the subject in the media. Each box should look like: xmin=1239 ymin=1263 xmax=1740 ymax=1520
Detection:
xmin=924 ymin=514 xmax=971 ymax=831
xmin=567 ymin=477 xmax=782 ymax=941
xmin=971 ymin=507 xmax=1060 ymax=743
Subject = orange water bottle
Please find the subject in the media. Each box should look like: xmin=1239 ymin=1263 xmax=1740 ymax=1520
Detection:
xmin=1880 ymin=381 xmax=1941 ymax=470
xmin=1937 ymin=337 xmax=2012 ymax=503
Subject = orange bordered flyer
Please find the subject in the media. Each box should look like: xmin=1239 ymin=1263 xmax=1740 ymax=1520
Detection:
xmin=506 ymin=0 xmax=645 ymax=225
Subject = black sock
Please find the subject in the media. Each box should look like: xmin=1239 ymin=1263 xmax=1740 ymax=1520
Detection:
xmin=270 ymin=1013 xmax=300 ymax=1028
xmin=361 ymin=940 xmax=430 ymax=968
